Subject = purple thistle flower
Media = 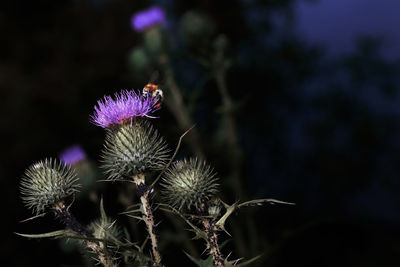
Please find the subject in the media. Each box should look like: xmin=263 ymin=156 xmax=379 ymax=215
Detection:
xmin=60 ymin=145 xmax=86 ymax=165
xmin=131 ymin=6 xmax=165 ymax=32
xmin=91 ymin=90 xmax=159 ymax=128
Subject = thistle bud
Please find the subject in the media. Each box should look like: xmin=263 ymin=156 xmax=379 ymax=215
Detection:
xmin=208 ymin=201 xmax=222 ymax=217
xmin=20 ymin=159 xmax=80 ymax=215
xmin=88 ymin=217 xmax=122 ymax=250
xmin=161 ymin=158 xmax=219 ymax=212
xmin=101 ymin=119 xmax=169 ymax=181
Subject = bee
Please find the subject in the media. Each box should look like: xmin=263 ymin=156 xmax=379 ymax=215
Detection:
xmin=142 ymin=83 xmax=164 ymax=108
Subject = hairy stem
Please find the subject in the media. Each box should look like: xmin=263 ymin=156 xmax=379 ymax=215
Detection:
xmin=132 ymin=174 xmax=162 ymax=266
xmin=202 ymin=218 xmax=224 ymax=267
xmin=53 ymin=202 xmax=117 ymax=267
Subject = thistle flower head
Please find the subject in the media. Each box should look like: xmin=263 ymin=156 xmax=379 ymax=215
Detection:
xmin=101 ymin=119 xmax=169 ymax=181
xmin=59 ymin=145 xmax=86 ymax=165
xmin=91 ymin=90 xmax=159 ymax=128
xmin=131 ymin=6 xmax=165 ymax=32
xmin=20 ymin=159 xmax=80 ymax=215
xmin=161 ymin=158 xmax=219 ymax=212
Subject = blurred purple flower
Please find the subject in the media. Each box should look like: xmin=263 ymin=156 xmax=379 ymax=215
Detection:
xmin=91 ymin=90 xmax=159 ymax=128
xmin=60 ymin=145 xmax=86 ymax=165
xmin=131 ymin=6 xmax=165 ymax=32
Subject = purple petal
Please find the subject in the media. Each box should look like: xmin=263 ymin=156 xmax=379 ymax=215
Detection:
xmin=91 ymin=89 xmax=160 ymax=128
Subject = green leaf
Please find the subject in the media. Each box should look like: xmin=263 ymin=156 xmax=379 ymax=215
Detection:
xmin=215 ymin=200 xmax=239 ymax=235
xmin=125 ymin=214 xmax=144 ymax=221
xmin=224 ymin=253 xmax=263 ymax=267
xmin=184 ymin=251 xmax=214 ymax=267
xmin=99 ymin=196 xmax=106 ymax=220
xmin=120 ymin=203 xmax=144 ymax=221
xmin=159 ymin=204 xmax=208 ymax=241
xmin=19 ymin=212 xmax=47 ymax=223
xmin=120 ymin=208 xmax=143 ymax=215
xmin=15 ymin=229 xmax=74 ymax=239
xmin=237 ymin=198 xmax=295 ymax=208
xmin=235 ymin=254 xmax=263 ymax=267
xmin=215 ymin=198 xmax=295 ymax=233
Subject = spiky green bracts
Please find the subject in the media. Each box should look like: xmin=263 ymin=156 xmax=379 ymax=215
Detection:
xmin=161 ymin=158 xmax=219 ymax=212
xmin=20 ymin=159 xmax=80 ymax=215
xmin=88 ymin=216 xmax=123 ymax=260
xmin=89 ymin=217 xmax=123 ymax=246
xmin=101 ymin=119 xmax=169 ymax=181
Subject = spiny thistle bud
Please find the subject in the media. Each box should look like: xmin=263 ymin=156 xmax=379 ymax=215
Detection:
xmin=207 ymin=199 xmax=222 ymax=218
xmin=20 ymin=159 xmax=80 ymax=215
xmin=88 ymin=217 xmax=123 ymax=250
xmin=101 ymin=119 xmax=169 ymax=181
xmin=161 ymin=158 xmax=219 ymax=212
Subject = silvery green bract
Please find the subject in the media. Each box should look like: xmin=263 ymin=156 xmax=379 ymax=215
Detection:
xmin=20 ymin=159 xmax=80 ymax=215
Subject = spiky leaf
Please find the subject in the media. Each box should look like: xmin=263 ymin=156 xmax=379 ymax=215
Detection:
xmin=216 ymin=199 xmax=295 ymax=233
xmin=15 ymin=229 xmax=73 ymax=239
xmin=184 ymin=252 xmax=214 ymax=267
xmin=159 ymin=204 xmax=208 ymax=241
xmin=88 ymin=198 xmax=123 ymax=247
xmin=225 ymin=253 xmax=262 ymax=267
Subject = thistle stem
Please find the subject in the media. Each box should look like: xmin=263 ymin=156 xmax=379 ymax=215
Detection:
xmin=53 ymin=202 xmax=117 ymax=267
xmin=202 ymin=218 xmax=224 ymax=267
xmin=213 ymin=38 xmax=243 ymax=200
xmin=132 ymin=174 xmax=162 ymax=266
xmin=160 ymin=56 xmax=205 ymax=159
xmin=212 ymin=39 xmax=252 ymax=257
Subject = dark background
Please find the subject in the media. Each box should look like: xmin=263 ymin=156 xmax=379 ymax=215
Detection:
xmin=2 ymin=0 xmax=400 ymax=266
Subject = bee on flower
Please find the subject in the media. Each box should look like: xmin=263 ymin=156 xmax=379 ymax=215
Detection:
xmin=142 ymin=83 xmax=164 ymax=109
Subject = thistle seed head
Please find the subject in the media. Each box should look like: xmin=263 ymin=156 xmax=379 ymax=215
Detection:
xmin=20 ymin=159 xmax=80 ymax=215
xmin=161 ymin=158 xmax=219 ymax=212
xmin=101 ymin=119 xmax=169 ymax=181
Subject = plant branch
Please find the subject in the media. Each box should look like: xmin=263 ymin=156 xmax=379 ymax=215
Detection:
xmin=53 ymin=202 xmax=117 ymax=267
xmin=202 ymin=218 xmax=225 ymax=267
xmin=132 ymin=174 xmax=162 ymax=266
